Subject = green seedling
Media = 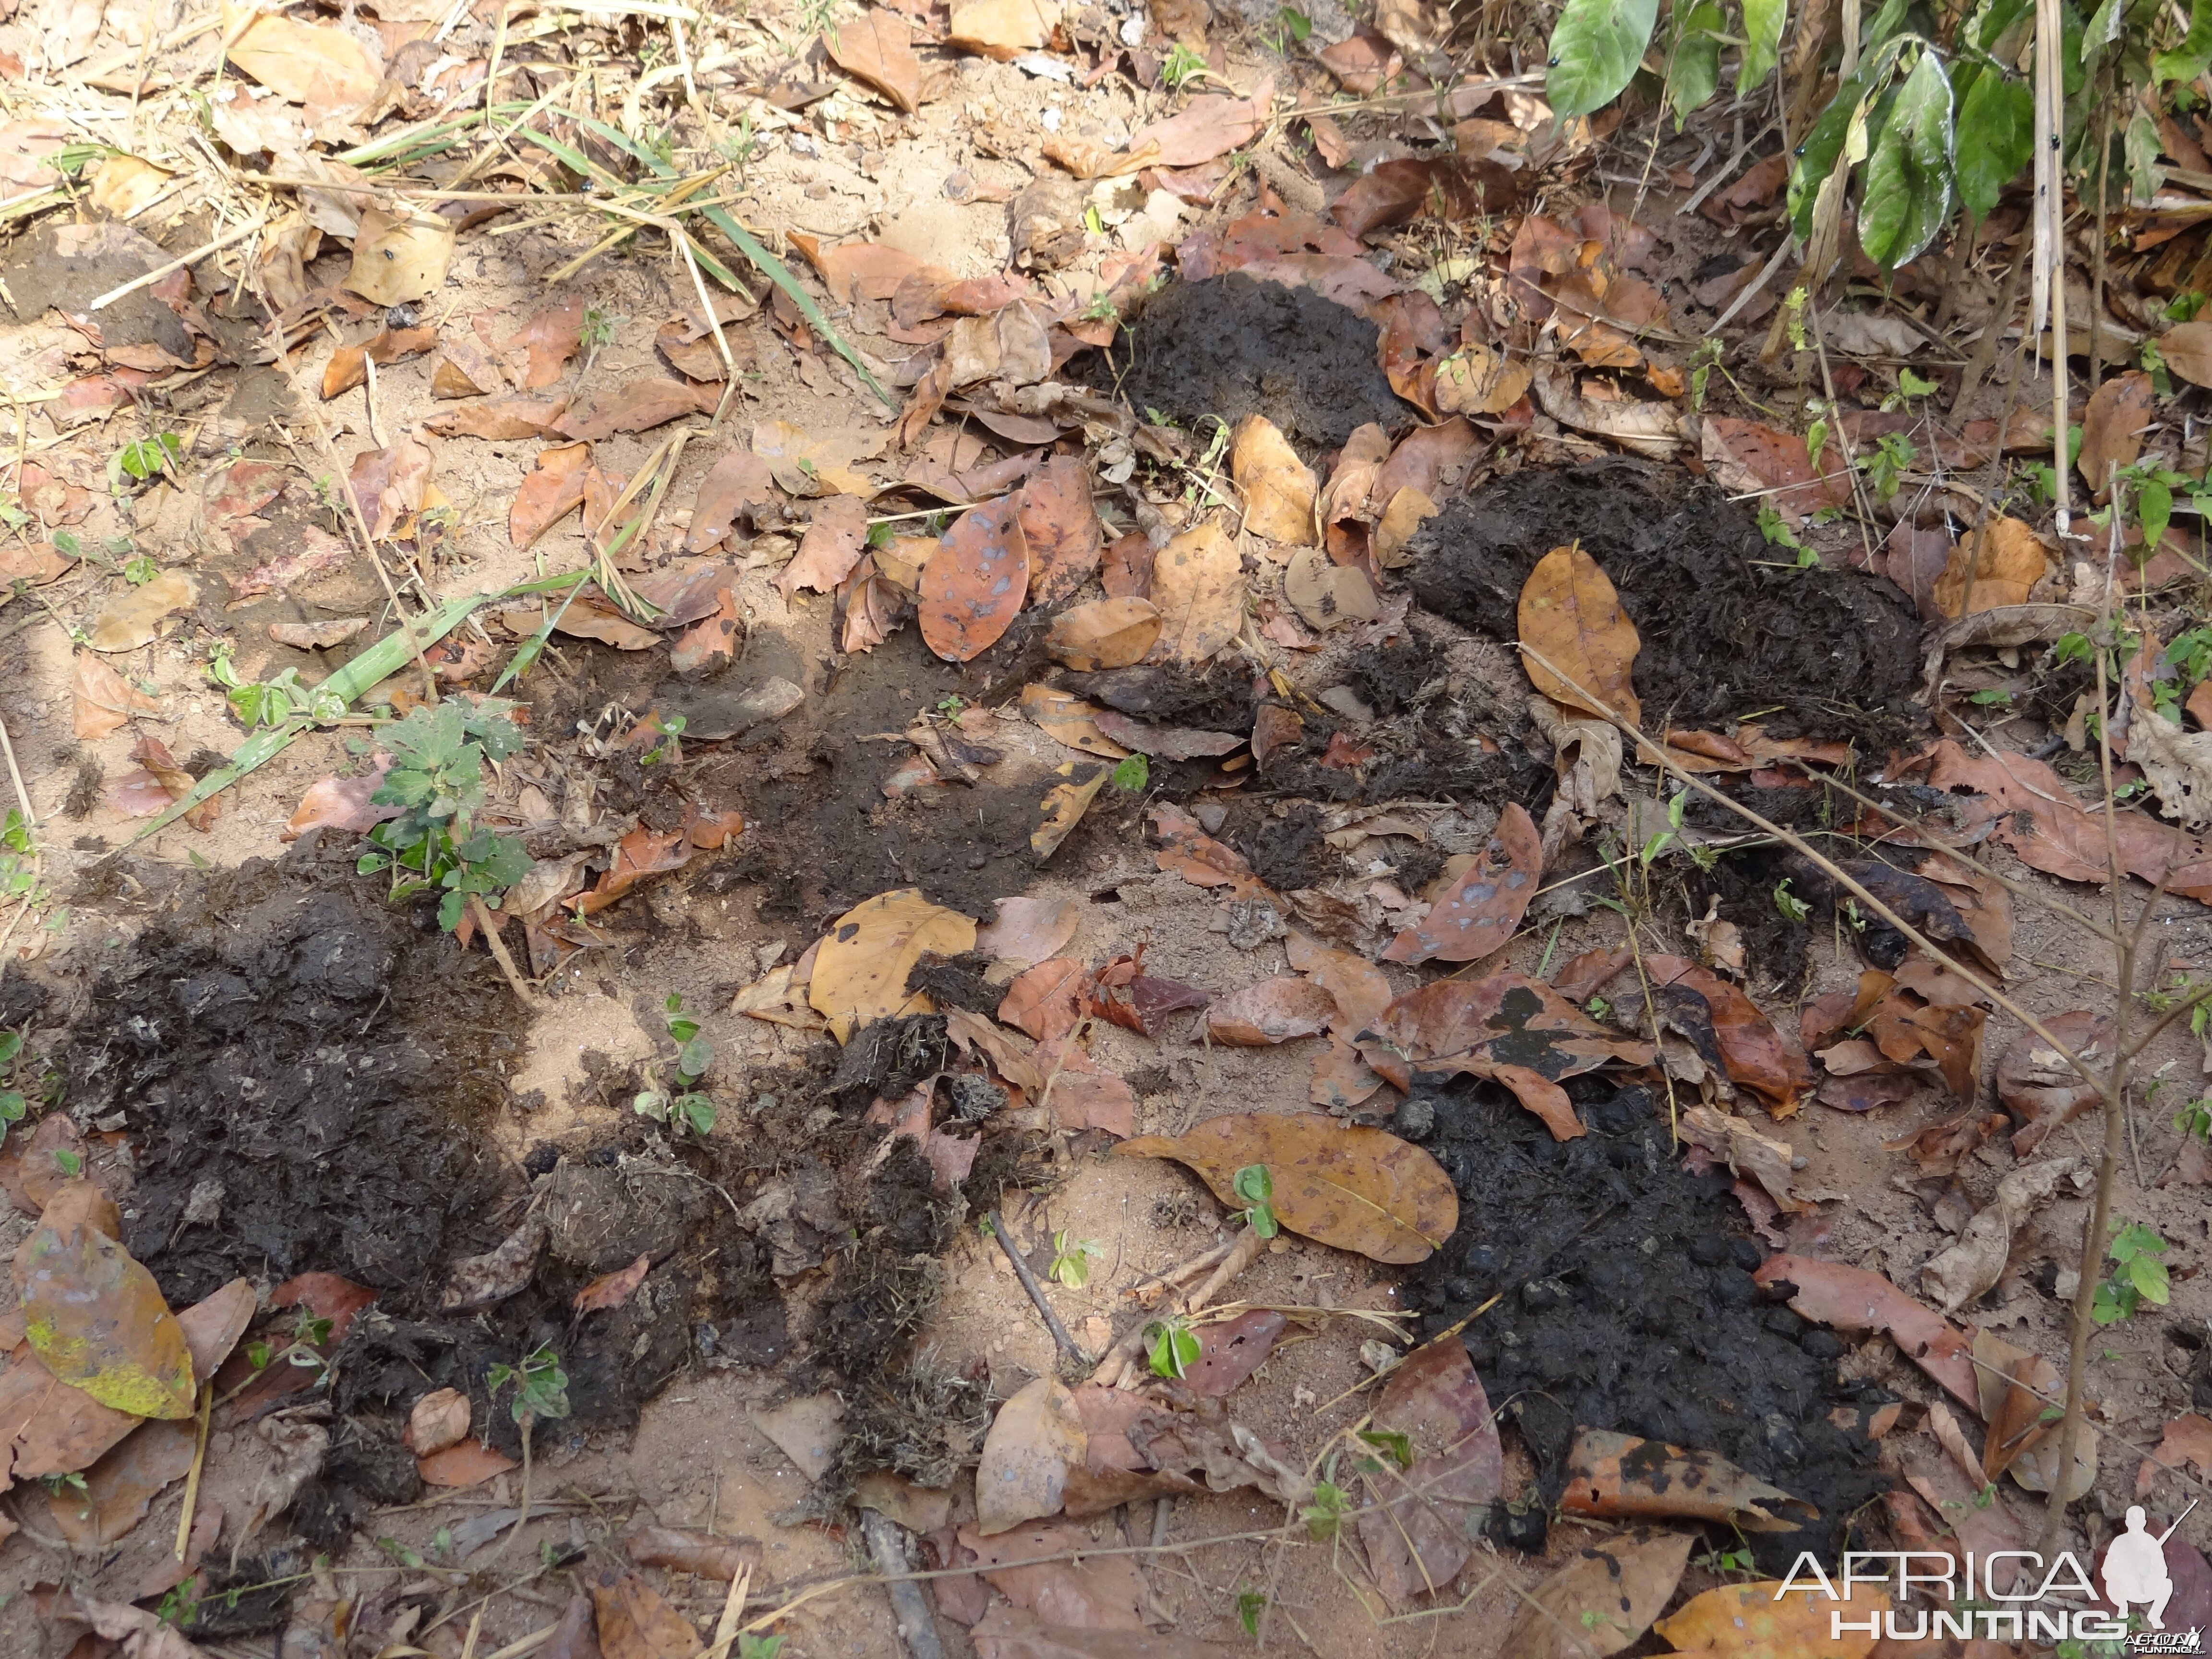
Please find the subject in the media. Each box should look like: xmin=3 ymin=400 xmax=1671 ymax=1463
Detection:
xmin=1111 ymin=752 xmax=1150 ymax=792
xmin=0 ymin=1031 xmax=29 ymax=1149
xmin=1048 ymin=1231 xmax=1103 ymax=1289
xmin=486 ymin=1343 xmax=570 ymax=1426
xmin=2093 ymin=1221 xmax=2170 ymax=1325
xmin=1232 ymin=1164 xmax=1279 ymax=1239
xmin=1773 ymin=880 xmax=1812 ymax=923
xmin=1299 ymin=1480 xmax=1348 ymax=1539
xmin=109 ymin=432 xmax=181 ymax=491
xmin=354 ymin=700 xmax=532 ymax=932
xmin=1161 ymin=42 xmax=1208 ymax=91
xmin=1145 ymin=1313 xmax=1201 ymax=1379
xmin=1235 ymin=1588 xmax=1267 ymax=1636
xmin=636 ymin=993 xmax=716 ymax=1136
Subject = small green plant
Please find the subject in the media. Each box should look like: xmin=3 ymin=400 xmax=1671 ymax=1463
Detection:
xmin=1048 ymin=1231 xmax=1103 ymax=1289
xmin=934 ymin=693 xmax=967 ymax=717
xmin=1585 ymin=996 xmax=1610 ymax=1020
xmin=1111 ymin=752 xmax=1150 ymax=792
xmin=1267 ymin=4 xmax=1311 ymax=51
xmin=486 ymin=1343 xmax=570 ymax=1426
xmin=1879 ymin=367 xmax=1939 ymax=412
xmin=1695 ymin=1542 xmax=1757 ymax=1575
xmin=2092 ymin=1221 xmax=2170 ymax=1325
xmin=0 ymin=1031 xmax=30 ymax=1149
xmin=1968 ymin=687 xmax=2014 ymax=708
xmin=208 ymin=651 xmax=347 ymax=729
xmin=1299 ymin=1479 xmax=1348 ymax=1539
xmin=1235 ymin=1587 xmax=1267 ymax=1637
xmin=122 ymin=554 xmax=160 ymax=585
xmin=354 ymin=700 xmax=532 ymax=932
xmin=1358 ymin=1427 xmax=1413 ymax=1470
xmin=1231 ymin=1164 xmax=1279 ymax=1239
xmin=2176 ymin=1095 xmax=2211 ymax=1142
xmin=1161 ymin=41 xmax=1208 ymax=91
xmin=579 ymin=307 xmax=620 ymax=374
xmin=640 ymin=712 xmax=687 ymax=766
xmin=109 ymin=432 xmax=181 ymax=491
xmin=1145 ymin=1313 xmax=1202 ymax=1379
xmin=1773 ymin=879 xmax=1812 ymax=924
xmin=1756 ymin=504 xmax=1803 ymax=554
xmin=39 ymin=1470 xmax=88 ymax=1496
xmin=635 ymin=993 xmax=716 ymax=1136
xmin=737 ymin=1637 xmax=786 ymax=1659
xmin=1856 ymin=431 xmax=1916 ymax=505
xmin=52 ymin=1146 xmax=84 ymax=1179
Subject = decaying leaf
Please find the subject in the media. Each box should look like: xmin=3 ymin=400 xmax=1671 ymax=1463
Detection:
xmin=48 ymin=1415 xmax=198 ymax=1550
xmin=1919 ymin=1157 xmax=2083 ymax=1314
xmin=224 ymin=4 xmax=381 ymax=119
xmin=778 ymin=494 xmax=872 ymax=599
xmin=589 ymin=1570 xmax=706 ymax=1659
xmin=1019 ymin=454 xmax=1105 ymax=606
xmin=2078 ymin=369 xmax=2154 ymax=494
xmin=558 ymin=377 xmax=718 ymax=443
xmin=510 ymin=443 xmax=592 ymax=550
xmin=976 ymin=896 xmax=1082 ymax=978
xmin=977 ymin=1375 xmax=1086 ymax=1534
xmin=823 ymin=7 xmax=926 ymax=112
xmin=1147 ymin=518 xmax=1243 ymax=666
xmin=1046 ymin=597 xmax=1161 ymax=671
xmin=1517 ymin=543 xmax=1642 ymax=727
xmin=1231 ymin=415 xmax=1316 ymax=545
xmin=808 ymin=888 xmax=977 ymax=1042
xmin=87 ymin=571 xmax=197 ymax=653
xmin=404 ymin=1387 xmax=470 ymax=1456
xmin=17 ymin=1222 xmax=197 ymax=1419
xmin=1433 ymin=340 xmax=1533 ymax=416
xmin=1033 ymin=765 xmax=1110 ymax=860
xmin=1562 ymin=1429 xmax=1815 ymax=1530
xmin=1933 ymin=516 xmax=2049 ymax=616
xmin=1118 ymin=1110 xmax=1457 ymax=1263
xmin=72 ymin=652 xmax=160 ymax=739
xmin=626 ymin=1525 xmax=764 ymax=1582
xmin=1282 ymin=543 xmax=1379 ymax=632
xmin=1205 ymin=977 xmax=1335 ymax=1045
xmin=1358 ymin=1338 xmax=1503 ymax=1606
xmin=349 ymin=434 xmax=433 ymax=540
xmin=948 ymin=0 xmax=1061 ymax=59
xmin=1021 ymin=684 xmax=1130 ymax=759
xmin=1501 ymin=1529 xmax=1692 ymax=1659
xmin=1653 ymin=1580 xmax=1886 ymax=1658
xmin=425 ymin=395 xmax=571 ymax=440
xmin=505 ymin=297 xmax=586 ymax=389
xmin=345 ymin=209 xmax=454 ymax=306
xmin=921 ymin=495 xmax=1031 ymax=661
xmin=1382 ymin=802 xmax=1540 ymax=964
xmin=1753 ymin=1253 xmax=1976 ymax=1407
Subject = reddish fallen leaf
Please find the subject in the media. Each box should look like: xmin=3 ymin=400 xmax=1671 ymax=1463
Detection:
xmin=48 ymin=1416 xmax=199 ymax=1550
xmin=919 ymin=495 xmax=1030 ymax=661
xmin=72 ymin=652 xmax=160 ymax=739
xmin=418 ymin=1440 xmax=519 ymax=1487
xmin=1127 ymin=80 xmax=1273 ymax=168
xmin=1382 ymin=802 xmax=1540 ymax=964
xmin=778 ymin=493 xmax=872 ymax=598
xmin=1647 ymin=954 xmax=1813 ymax=1115
xmin=574 ymin=1253 xmax=651 ymax=1314
xmin=320 ymin=324 xmax=438 ymax=398
xmin=1044 ymin=597 xmax=1160 ymax=672
xmin=669 ymin=586 xmax=741 ymax=674
xmin=556 ymin=377 xmax=718 ymax=443
xmin=1087 ymin=956 xmax=1211 ymax=1038
xmin=1562 ymin=1428 xmax=1813 ymax=1530
xmin=1090 ymin=710 xmax=1242 ymax=760
xmin=789 ymin=232 xmax=926 ymax=304
xmin=822 ymin=8 xmax=924 ymax=113
xmin=1027 ymin=1035 xmax=1138 ymax=1137
xmin=1550 ymin=946 xmax=1629 ymax=1004
xmin=1179 ymin=1309 xmax=1286 ymax=1398
xmin=510 ymin=442 xmax=591 ymax=550
xmin=1149 ymin=803 xmax=1264 ymax=895
xmin=286 ymin=755 xmax=397 ymax=838
xmin=424 ymin=395 xmax=571 ymax=440
xmin=1358 ymin=971 xmax=1655 ymax=1091
xmin=268 ymin=617 xmax=368 ymax=649
xmin=1205 ymin=976 xmax=1335 ymax=1045
xmin=504 ymin=296 xmax=585 ymax=389
xmin=590 ymin=1570 xmax=705 ymax=1659
xmin=891 ymin=267 xmax=1033 ymax=330
xmin=348 ymin=435 xmax=433 ymax=541
xmin=1996 ymin=1010 xmax=2111 ymax=1154
xmin=432 ymin=334 xmax=505 ymax=398
xmin=1753 ymin=1253 xmax=1976 ymax=1407
xmin=960 ymin=1519 xmax=1148 ymax=1628
xmin=999 ymin=959 xmax=1087 ymax=1041
xmin=1332 ymin=155 xmax=1519 ymax=240
xmin=1358 ymin=1338 xmax=1503 ymax=1606
xmin=1018 ymin=455 xmax=1104 ymax=607
xmin=227 ymin=522 xmax=349 ymax=602
xmin=2078 ymin=369 xmax=2154 ymax=495
xmin=685 ymin=448 xmax=775 ymax=553
xmin=625 ymin=1524 xmax=764 ymax=1581
xmin=1701 ymin=417 xmax=1852 ymax=522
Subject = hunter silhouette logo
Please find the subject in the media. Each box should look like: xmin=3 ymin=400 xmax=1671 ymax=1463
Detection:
xmin=2104 ymin=1505 xmax=2182 ymax=1629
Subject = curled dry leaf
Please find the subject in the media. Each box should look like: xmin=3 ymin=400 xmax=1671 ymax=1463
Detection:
xmin=1022 ymin=685 xmax=1130 ymax=759
xmin=1285 ymin=930 xmax=1390 ymax=1032
xmin=1503 ymin=1529 xmax=1693 ymax=1659
xmin=574 ymin=1253 xmax=652 ymax=1314
xmin=1149 ymin=802 xmax=1263 ymax=894
xmin=321 ymin=324 xmax=438 ymax=399
xmin=268 ymin=617 xmax=367 ymax=649
xmin=286 ymin=756 xmax=397 ymax=838
xmin=977 ymin=1374 xmax=1085 ymax=1534
xmin=505 ymin=297 xmax=586 ymax=389
xmin=1019 ymin=454 xmax=1104 ymax=606
xmin=1996 ymin=1010 xmax=2111 ymax=1154
xmin=1358 ymin=1337 xmax=1503 ymax=1606
xmin=1358 ymin=971 xmax=1655 ymax=1092
xmin=686 ymin=448 xmax=776 ymax=552
xmin=345 ymin=209 xmax=454 ymax=306
xmin=72 ymin=652 xmax=160 ymax=739
xmin=1205 ymin=977 xmax=1336 ymax=1045
xmin=1033 ymin=764 xmax=1110 ymax=860
xmin=1647 ymin=955 xmax=1811 ymax=1114
xmin=809 ymin=888 xmax=977 ymax=1042
xmin=558 ymin=377 xmax=719 ymax=443
xmin=778 ymin=494 xmax=872 ymax=599
xmin=1148 ymin=518 xmax=1243 ymax=665
xmin=349 ymin=434 xmax=433 ymax=540
xmin=17 ymin=1222 xmax=197 ymax=1419
xmin=432 ymin=335 xmax=504 ymax=398
xmin=425 ymin=395 xmax=571 ymax=440
xmin=1382 ymin=801 xmax=1540 ymax=964
xmin=1920 ymin=1157 xmax=2083 ymax=1314
xmin=510 ymin=443 xmax=591 ymax=550
xmin=921 ymin=495 xmax=1030 ymax=661
xmin=1282 ymin=544 xmax=1378 ymax=632
xmin=1117 ymin=1110 xmax=1458 ymax=1263
xmin=87 ymin=571 xmax=196 ymax=653
xmin=1754 ymin=1252 xmax=1976 ymax=1407
xmin=1564 ymin=1429 xmax=1815 ymax=1532
xmin=1518 ymin=543 xmax=1641 ymax=726
xmin=823 ymin=7 xmax=925 ymax=111
xmin=1230 ymin=415 xmax=1316 ymax=545
xmin=405 ymin=1386 xmax=470 ymax=1456
xmin=1046 ymin=597 xmax=1160 ymax=671
xmin=1934 ymin=516 xmax=2049 ymax=616
xmin=626 ymin=1524 xmax=764 ymax=1582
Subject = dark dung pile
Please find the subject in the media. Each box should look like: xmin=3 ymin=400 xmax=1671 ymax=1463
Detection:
xmin=1408 ymin=458 xmax=1921 ymax=744
xmin=1400 ymin=1075 xmax=1891 ymax=1571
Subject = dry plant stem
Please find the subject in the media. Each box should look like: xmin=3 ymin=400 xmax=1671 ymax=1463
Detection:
xmin=860 ymin=1511 xmax=949 ymax=1659
xmin=471 ymin=894 xmax=546 ymax=1010
xmin=174 ymin=1382 xmax=212 ymax=1558
xmin=1126 ymin=1238 xmax=1236 ymax=1304
xmin=89 ymin=214 xmax=266 ymax=310
xmin=1087 ymin=1227 xmax=1265 ymax=1386
xmin=987 ymin=1209 xmax=1083 ymax=1367
xmin=278 ymin=423 xmax=438 ymax=700
xmin=701 ymin=1562 xmax=754 ymax=1659
xmin=459 ymin=1607 xmax=484 ymax=1659
xmin=1187 ymin=1223 xmax=1266 ymax=1313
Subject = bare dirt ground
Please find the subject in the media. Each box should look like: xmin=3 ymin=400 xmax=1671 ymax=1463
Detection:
xmin=0 ymin=0 xmax=2208 ymax=1657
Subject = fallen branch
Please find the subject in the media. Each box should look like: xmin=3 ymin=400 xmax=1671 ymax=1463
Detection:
xmin=987 ymin=1209 xmax=1084 ymax=1369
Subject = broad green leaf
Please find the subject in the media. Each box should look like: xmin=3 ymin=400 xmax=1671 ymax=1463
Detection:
xmin=1953 ymin=70 xmax=2034 ymax=221
xmin=1861 ymin=0 xmax=1911 ymax=54
xmin=2127 ymin=111 xmax=2164 ymax=202
xmin=2082 ymin=0 xmax=2123 ymax=60
xmin=2139 ymin=477 xmax=2174 ymax=551
xmin=2157 ymin=0 xmax=2212 ymax=81
xmin=1971 ymin=0 xmax=2036 ymax=54
xmin=1546 ymin=0 xmax=1662 ymax=119
xmin=1859 ymin=49 xmax=1955 ymax=271
xmin=1789 ymin=73 xmax=1872 ymax=239
xmin=1738 ymin=0 xmax=1787 ymax=91
xmin=1666 ymin=2 xmax=1724 ymax=127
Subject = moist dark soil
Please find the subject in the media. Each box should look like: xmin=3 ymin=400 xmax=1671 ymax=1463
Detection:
xmin=1107 ymin=274 xmax=1415 ymax=452
xmin=1688 ymin=845 xmax=1814 ymax=995
xmin=1400 ymin=1074 xmax=1891 ymax=1572
xmin=1407 ymin=458 xmax=1923 ymax=746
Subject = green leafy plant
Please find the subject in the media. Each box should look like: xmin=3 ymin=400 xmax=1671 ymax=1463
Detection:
xmin=0 ymin=1032 xmax=30 ymax=1149
xmin=1231 ymin=1164 xmax=1279 ymax=1239
xmin=1857 ymin=431 xmax=1917 ymax=505
xmin=122 ymin=554 xmax=160 ymax=586
xmin=2092 ymin=1220 xmax=2170 ymax=1325
xmin=1145 ymin=1313 xmax=1202 ymax=1379
xmin=109 ymin=432 xmax=181 ymax=491
xmin=208 ymin=653 xmax=348 ymax=730
xmin=1358 ymin=1427 xmax=1413 ymax=1470
xmin=737 ymin=1637 xmax=785 ymax=1659
xmin=486 ymin=1343 xmax=570 ymax=1425
xmin=1695 ymin=1542 xmax=1757 ymax=1575
xmin=1299 ymin=1479 xmax=1349 ymax=1539
xmin=354 ymin=700 xmax=531 ymax=932
xmin=579 ymin=306 xmax=620 ymax=374
xmin=635 ymin=993 xmax=716 ymax=1136
xmin=1049 ymin=1231 xmax=1104 ymax=1288
xmin=1773 ymin=879 xmax=1812 ymax=923
xmin=1161 ymin=41 xmax=1208 ymax=92
xmin=1111 ymin=752 xmax=1150 ymax=792
xmin=1235 ymin=1587 xmax=1267 ymax=1636
xmin=2176 ymin=1094 xmax=2211 ymax=1142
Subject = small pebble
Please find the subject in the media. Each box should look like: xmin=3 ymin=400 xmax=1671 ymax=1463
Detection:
xmin=1194 ymin=802 xmax=1227 ymax=833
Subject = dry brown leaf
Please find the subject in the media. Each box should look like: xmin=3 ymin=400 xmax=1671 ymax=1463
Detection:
xmin=1654 ymin=1581 xmax=1884 ymax=1658
xmin=404 ymin=1387 xmax=470 ymax=1456
xmin=1934 ymin=516 xmax=2049 ymax=616
xmin=89 ymin=155 xmax=171 ymax=218
xmin=1357 ymin=1337 xmax=1503 ymax=1605
xmin=268 ymin=617 xmax=367 ymax=649
xmin=1529 ymin=364 xmax=1684 ymax=457
xmin=47 ymin=1414 xmax=197 ymax=1550
xmin=1432 ymin=341 xmax=1532 ymax=415
xmin=558 ymin=377 xmax=718 ymax=443
xmin=920 ymin=495 xmax=1030 ymax=661
xmin=626 ymin=1525 xmax=763 ymax=1582
xmin=808 ymin=888 xmax=976 ymax=1042
xmin=510 ymin=443 xmax=591 ymax=550
xmin=1045 ymin=598 xmax=1161 ymax=671
xmin=948 ymin=0 xmax=1061 ymax=59
xmin=1502 ymin=1530 xmax=1692 ymax=1659
xmin=1382 ymin=802 xmax=1540 ymax=964
xmin=224 ymin=4 xmax=380 ymax=119
xmin=975 ymin=1375 xmax=1086 ymax=1534
xmin=1033 ymin=765 xmax=1110 ymax=860
xmin=2078 ymin=369 xmax=2154 ymax=495
xmin=320 ymin=324 xmax=437 ymax=398
xmin=574 ymin=1253 xmax=651 ymax=1314
xmin=1206 ymin=977 xmax=1336 ymax=1045
xmin=1285 ymin=930 xmax=1390 ymax=1031
xmin=504 ymin=297 xmax=585 ymax=389
xmin=1518 ymin=543 xmax=1642 ymax=727
xmin=418 ymin=1440 xmax=519 ymax=1488
xmin=1231 ymin=416 xmax=1316 ymax=544
xmin=975 ymin=896 xmax=1082 ymax=977
xmin=1020 ymin=685 xmax=1130 ymax=759
xmin=1127 ymin=81 xmax=1273 ymax=168
xmin=778 ymin=494 xmax=871 ymax=599
xmin=1562 ymin=1428 xmax=1812 ymax=1531
xmin=998 ymin=958 xmax=1087 ymax=1040
xmin=425 ymin=395 xmax=570 ymax=440
xmin=1281 ymin=543 xmax=1378 ymax=632
xmin=589 ymin=1570 xmax=705 ymax=1659
xmin=1753 ymin=1252 xmax=1976 ymax=1407
xmin=1117 ymin=1110 xmax=1457 ymax=1262
xmin=1018 ymin=455 xmax=1104 ymax=606
xmin=87 ymin=571 xmax=196 ymax=653
xmin=72 ymin=653 xmax=160 ymax=739
xmin=432 ymin=334 xmax=504 ymax=398
xmin=823 ymin=8 xmax=926 ymax=111
xmin=345 ymin=208 xmax=453 ymax=306
xmin=349 ymin=434 xmax=433 ymax=541
xmin=1148 ymin=518 xmax=1243 ymax=665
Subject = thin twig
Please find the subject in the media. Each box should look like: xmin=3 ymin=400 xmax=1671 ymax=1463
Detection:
xmin=988 ymin=1209 xmax=1083 ymax=1367
xmin=472 ymin=894 xmax=547 ymax=1011
xmin=90 ymin=214 xmax=266 ymax=310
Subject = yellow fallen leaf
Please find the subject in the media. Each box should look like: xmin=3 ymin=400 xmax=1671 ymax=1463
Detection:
xmin=223 ymin=2 xmax=381 ymax=118
xmin=88 ymin=155 xmax=170 ymax=218
xmin=87 ymin=572 xmax=197 ymax=653
xmin=345 ymin=208 xmax=455 ymax=306
xmin=1032 ymin=765 xmax=1109 ymax=860
xmin=1434 ymin=342 xmax=1532 ymax=415
xmin=807 ymin=889 xmax=976 ymax=1043
xmin=1020 ymin=684 xmax=1130 ymax=759
xmin=1230 ymin=415 xmax=1316 ymax=545
xmin=1653 ymin=1579 xmax=1886 ymax=1657
xmin=1373 ymin=486 xmax=1438 ymax=568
